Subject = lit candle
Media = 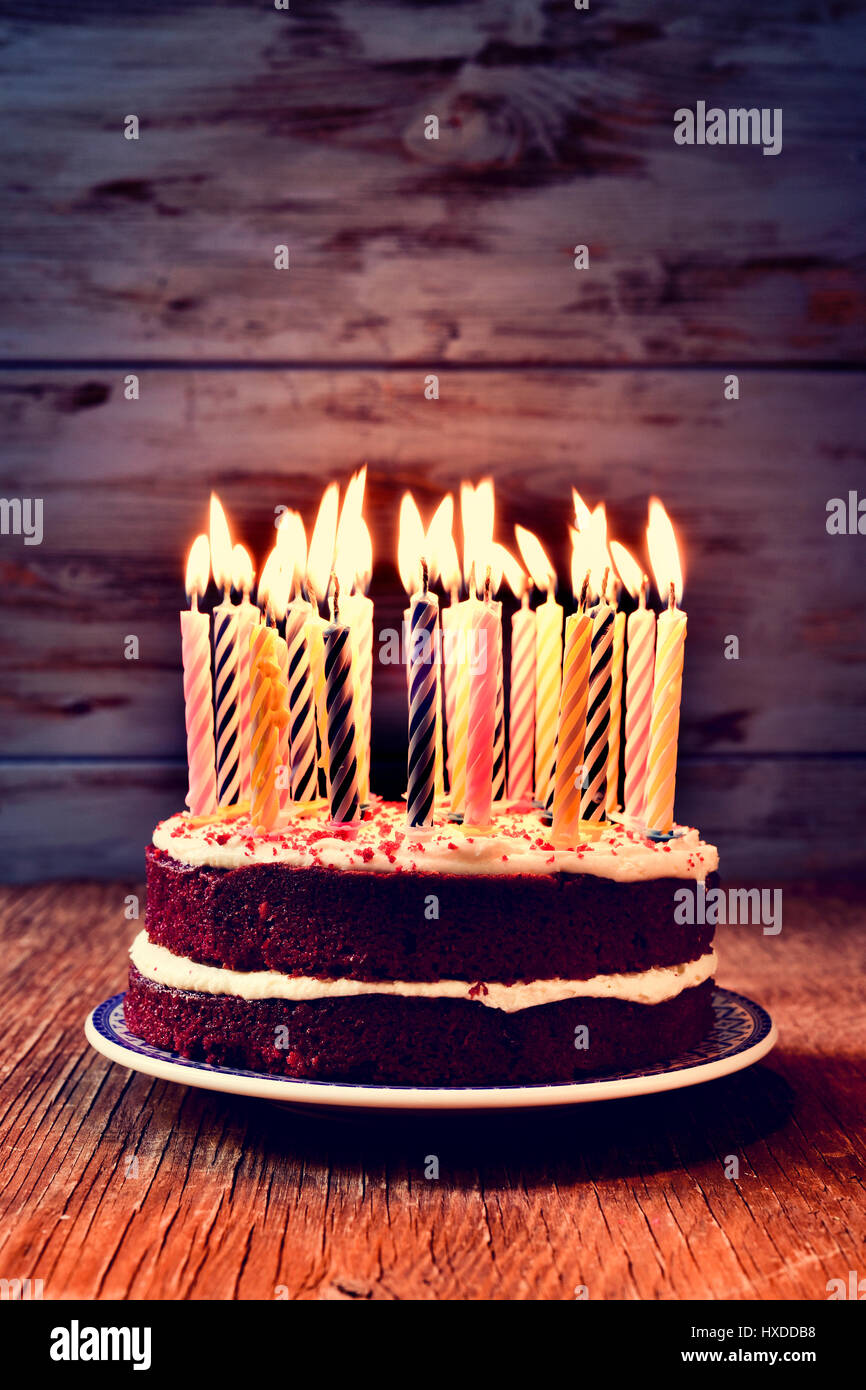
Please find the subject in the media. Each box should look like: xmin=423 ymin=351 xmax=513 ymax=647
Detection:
xmin=307 ymin=484 xmax=340 ymax=782
xmin=552 ymin=577 xmax=592 ymax=840
xmin=645 ymin=500 xmax=687 ymax=834
xmin=515 ymin=526 xmax=562 ymax=807
xmin=335 ymin=469 xmax=374 ymax=806
xmin=180 ymin=534 xmax=217 ymax=816
xmin=249 ymin=624 xmax=289 ymax=833
xmin=580 ymin=578 xmax=614 ymax=823
xmin=492 ymin=621 xmax=506 ymax=802
xmin=285 ymin=597 xmax=318 ymax=804
xmin=605 ymin=604 xmax=626 ymax=815
xmin=323 ymin=575 xmax=361 ymax=825
xmin=508 ymin=589 xmax=535 ymax=805
xmin=258 ymin=545 xmax=292 ymax=815
xmin=611 ymin=540 xmax=656 ymax=822
xmin=210 ymin=494 xmax=241 ymax=808
xmin=406 ymin=559 xmax=439 ymax=828
xmin=464 ymin=573 xmax=500 ymax=828
xmin=231 ymin=544 xmax=259 ymax=802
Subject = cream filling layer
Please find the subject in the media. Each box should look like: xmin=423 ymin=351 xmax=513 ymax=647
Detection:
xmin=130 ymin=932 xmax=717 ymax=1014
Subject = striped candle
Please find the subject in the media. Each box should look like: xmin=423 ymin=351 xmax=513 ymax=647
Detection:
xmin=605 ymin=610 xmax=626 ymax=814
xmin=441 ymin=601 xmax=460 ymax=789
xmin=249 ymin=625 xmax=289 ymax=833
xmin=406 ymin=579 xmax=439 ymax=828
xmin=508 ymin=593 xmax=535 ymax=802
xmin=285 ymin=599 xmax=318 ymax=804
xmin=446 ymin=596 xmax=478 ymax=819
xmin=323 ymin=582 xmax=361 ymax=825
xmin=272 ymin=628 xmax=292 ymax=814
xmin=491 ymin=616 xmax=506 ymax=802
xmin=551 ymin=607 xmax=593 ymax=839
xmin=305 ymin=607 xmax=328 ymax=787
xmin=213 ymin=596 xmax=241 ymax=808
xmin=645 ymin=596 xmax=687 ymax=833
xmin=341 ymin=592 xmax=374 ymax=807
xmin=534 ymin=589 xmax=563 ymax=806
xmin=580 ymin=600 xmax=615 ymax=822
xmin=464 ymin=598 xmax=500 ymax=828
xmin=623 ymin=586 xmax=656 ymax=820
xmin=235 ymin=596 xmax=259 ymax=799
xmin=180 ymin=603 xmax=216 ymax=816
xmin=434 ymin=626 xmax=446 ymax=801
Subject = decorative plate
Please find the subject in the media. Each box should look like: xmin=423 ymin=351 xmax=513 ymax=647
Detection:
xmin=84 ymin=987 xmax=776 ymax=1111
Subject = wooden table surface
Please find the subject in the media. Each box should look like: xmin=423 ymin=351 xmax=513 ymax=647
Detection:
xmin=1 ymin=879 xmax=863 ymax=1302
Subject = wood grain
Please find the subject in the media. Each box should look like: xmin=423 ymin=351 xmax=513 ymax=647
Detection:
xmin=0 ymin=0 xmax=863 ymax=363
xmin=0 ymin=879 xmax=862 ymax=1300
xmin=2 ymin=755 xmax=865 ymax=883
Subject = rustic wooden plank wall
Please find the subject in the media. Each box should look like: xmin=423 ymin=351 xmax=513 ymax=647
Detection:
xmin=0 ymin=0 xmax=863 ymax=880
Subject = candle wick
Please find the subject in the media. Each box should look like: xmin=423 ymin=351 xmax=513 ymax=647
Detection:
xmin=579 ymin=572 xmax=590 ymax=612
xmin=190 ymin=592 xmax=198 ymax=614
xmin=641 ymin=574 xmax=649 ymax=608
xmin=484 ymin=565 xmax=491 ymax=603
xmin=601 ymin=566 xmax=610 ymax=603
xmin=521 ymin=590 xmax=529 ymax=610
xmin=331 ymin=571 xmax=340 ymax=623
xmin=421 ymin=556 xmax=429 ymax=594
xmin=469 ymin=560 xmax=476 ymax=598
xmin=669 ymin=580 xmax=675 ymax=611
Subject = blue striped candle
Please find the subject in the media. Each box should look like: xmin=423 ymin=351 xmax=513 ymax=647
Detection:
xmin=323 ymin=579 xmax=361 ymax=825
xmin=406 ymin=572 xmax=439 ymax=829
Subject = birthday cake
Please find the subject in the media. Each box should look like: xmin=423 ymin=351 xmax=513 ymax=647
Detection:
xmin=124 ymin=804 xmax=719 ymax=1086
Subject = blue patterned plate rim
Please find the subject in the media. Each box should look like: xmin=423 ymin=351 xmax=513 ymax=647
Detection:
xmin=84 ymin=987 xmax=777 ymax=1110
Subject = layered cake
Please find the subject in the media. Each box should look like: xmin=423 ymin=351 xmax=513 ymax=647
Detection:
xmin=125 ymin=804 xmax=719 ymax=1086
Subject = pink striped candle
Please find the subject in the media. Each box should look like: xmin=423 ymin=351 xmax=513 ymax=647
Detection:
xmin=180 ymin=536 xmax=216 ymax=816
xmin=464 ymin=597 xmax=500 ymax=828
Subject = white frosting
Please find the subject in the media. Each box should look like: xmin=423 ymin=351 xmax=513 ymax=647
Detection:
xmin=130 ymin=932 xmax=717 ymax=1013
xmin=152 ymin=802 xmax=718 ymax=883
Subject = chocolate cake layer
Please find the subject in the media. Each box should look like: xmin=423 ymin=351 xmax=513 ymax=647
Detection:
xmin=145 ymin=846 xmax=717 ymax=984
xmin=125 ymin=964 xmax=714 ymax=1086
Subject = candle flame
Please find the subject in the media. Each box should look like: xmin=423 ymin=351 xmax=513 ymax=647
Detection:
xmin=397 ymin=491 xmax=426 ymax=595
xmin=259 ymin=547 xmax=290 ymax=620
xmin=460 ymin=479 xmax=495 ymax=590
xmin=572 ymin=487 xmax=593 ymax=532
xmin=515 ymin=524 xmax=556 ymax=593
xmin=609 ymin=540 xmax=643 ymax=600
xmin=230 ymin=543 xmax=255 ymax=595
xmin=491 ymin=541 xmax=525 ymax=598
xmin=584 ymin=504 xmax=612 ymax=603
xmin=425 ymin=494 xmax=459 ymax=591
xmin=276 ymin=509 xmax=308 ymax=593
xmin=647 ymin=497 xmax=684 ymax=605
xmin=356 ymin=518 xmax=373 ymax=593
xmin=185 ymin=533 xmax=211 ymax=601
xmin=209 ymin=493 xmax=233 ymax=591
xmin=334 ymin=468 xmax=370 ymax=595
xmin=307 ymin=483 xmax=339 ymax=603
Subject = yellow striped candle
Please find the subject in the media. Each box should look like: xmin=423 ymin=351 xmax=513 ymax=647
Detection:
xmin=447 ymin=595 xmax=479 ymax=819
xmin=249 ymin=626 xmax=290 ymax=833
xmin=551 ymin=608 xmax=592 ymax=840
xmin=645 ymin=597 xmax=687 ymax=834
